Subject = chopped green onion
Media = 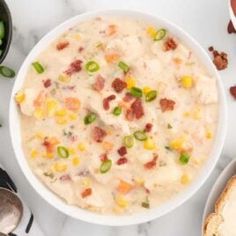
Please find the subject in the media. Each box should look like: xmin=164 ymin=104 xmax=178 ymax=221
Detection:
xmin=118 ymin=61 xmax=129 ymax=73
xmin=141 ymin=197 xmax=150 ymax=208
xmin=123 ymin=135 xmax=134 ymax=148
xmin=0 ymin=21 xmax=5 ymax=39
xmin=84 ymin=113 xmax=96 ymax=125
xmin=134 ymin=131 xmax=147 ymax=141
xmin=0 ymin=66 xmax=15 ymax=78
xmin=43 ymin=172 xmax=54 ymax=179
xmin=154 ymin=29 xmax=167 ymax=41
xmin=0 ymin=39 xmax=2 ymax=46
xmin=179 ymin=152 xmax=190 ymax=165
xmin=32 ymin=62 xmax=44 ymax=74
xmin=145 ymin=90 xmax=157 ymax=102
xmin=100 ymin=159 xmax=112 ymax=173
xmin=85 ymin=61 xmax=100 ymax=73
xmin=130 ymin=87 xmax=143 ymax=98
xmin=57 ymin=146 xmax=69 ymax=158
xmin=165 ymin=146 xmax=172 ymax=151
xmin=167 ymin=123 xmax=172 ymax=129
xmin=112 ymin=106 xmax=122 ymax=116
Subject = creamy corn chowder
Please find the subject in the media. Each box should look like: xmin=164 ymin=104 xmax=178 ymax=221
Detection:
xmin=15 ymin=16 xmax=218 ymax=215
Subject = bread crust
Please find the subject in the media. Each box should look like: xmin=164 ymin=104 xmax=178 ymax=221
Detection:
xmin=204 ymin=175 xmax=236 ymax=236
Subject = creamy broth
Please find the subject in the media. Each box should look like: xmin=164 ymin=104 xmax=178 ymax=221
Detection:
xmin=15 ymin=16 xmax=218 ymax=215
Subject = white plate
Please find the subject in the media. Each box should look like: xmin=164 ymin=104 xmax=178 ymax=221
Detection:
xmin=201 ymin=159 xmax=236 ymax=235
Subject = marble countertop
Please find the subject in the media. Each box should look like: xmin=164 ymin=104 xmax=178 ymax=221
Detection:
xmin=0 ymin=0 xmax=236 ymax=235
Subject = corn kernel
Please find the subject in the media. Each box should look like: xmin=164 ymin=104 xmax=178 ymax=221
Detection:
xmin=170 ymin=137 xmax=185 ymax=151
xmin=144 ymin=138 xmax=156 ymax=150
xmin=58 ymin=74 xmax=71 ymax=83
xmin=33 ymin=108 xmax=45 ymax=119
xmin=180 ymin=75 xmax=193 ymax=89
xmin=15 ymin=91 xmax=25 ymax=104
xmin=68 ymin=148 xmax=75 ymax=155
xmin=102 ymin=141 xmax=113 ymax=151
xmin=55 ymin=109 xmax=67 ymax=117
xmin=181 ymin=174 xmax=191 ymax=185
xmin=81 ymin=177 xmax=91 ymax=187
xmin=46 ymin=98 xmax=58 ymax=117
xmin=53 ymin=162 xmax=67 ymax=172
xmin=146 ymin=26 xmax=157 ymax=38
xmin=134 ymin=177 xmax=144 ymax=185
xmin=192 ymin=107 xmax=202 ymax=120
xmin=73 ymin=34 xmax=81 ymax=40
xmin=34 ymin=132 xmax=44 ymax=139
xmin=205 ymin=128 xmax=213 ymax=139
xmin=30 ymin=149 xmax=38 ymax=159
xmin=125 ymin=76 xmax=136 ymax=89
xmin=43 ymin=152 xmax=54 ymax=159
xmin=143 ymin=86 xmax=152 ymax=94
xmin=55 ymin=116 xmax=68 ymax=125
xmin=68 ymin=112 xmax=78 ymax=121
xmin=72 ymin=156 xmax=80 ymax=166
xmin=77 ymin=143 xmax=86 ymax=152
xmin=115 ymin=195 xmax=128 ymax=208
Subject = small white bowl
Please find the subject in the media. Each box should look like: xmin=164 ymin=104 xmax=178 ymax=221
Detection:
xmin=9 ymin=9 xmax=227 ymax=226
xmin=202 ymin=159 xmax=236 ymax=235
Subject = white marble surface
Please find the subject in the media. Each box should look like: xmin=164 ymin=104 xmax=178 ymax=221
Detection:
xmin=0 ymin=0 xmax=236 ymax=235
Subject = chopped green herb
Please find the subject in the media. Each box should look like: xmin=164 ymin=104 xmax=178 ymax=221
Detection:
xmin=130 ymin=87 xmax=143 ymax=98
xmin=141 ymin=197 xmax=150 ymax=208
xmin=134 ymin=131 xmax=147 ymax=141
xmin=32 ymin=61 xmax=44 ymax=74
xmin=165 ymin=146 xmax=172 ymax=151
xmin=112 ymin=106 xmax=122 ymax=116
xmin=85 ymin=61 xmax=100 ymax=73
xmin=43 ymin=172 xmax=54 ymax=179
xmin=167 ymin=124 xmax=172 ymax=129
xmin=100 ymin=159 xmax=112 ymax=174
xmin=57 ymin=146 xmax=69 ymax=158
xmin=118 ymin=61 xmax=129 ymax=73
xmin=154 ymin=29 xmax=167 ymax=41
xmin=145 ymin=90 xmax=157 ymax=102
xmin=84 ymin=113 xmax=96 ymax=125
xmin=0 ymin=66 xmax=15 ymax=78
xmin=179 ymin=152 xmax=190 ymax=165
xmin=123 ymin=135 xmax=134 ymax=148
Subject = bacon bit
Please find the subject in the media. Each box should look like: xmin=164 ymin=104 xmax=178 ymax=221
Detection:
xmin=125 ymin=109 xmax=134 ymax=121
xmin=230 ymin=85 xmax=236 ymax=99
xmin=123 ymin=92 xmax=134 ymax=102
xmin=64 ymin=97 xmax=80 ymax=111
xmin=228 ymin=20 xmax=236 ymax=33
xmin=100 ymin=153 xmax=108 ymax=162
xmin=64 ymin=59 xmax=82 ymax=76
xmin=81 ymin=188 xmax=92 ymax=198
xmin=144 ymin=155 xmax=158 ymax=169
xmin=33 ymin=91 xmax=46 ymax=108
xmin=112 ymin=78 xmax=127 ymax=93
xmin=212 ymin=50 xmax=228 ymax=71
xmin=69 ymin=135 xmax=78 ymax=142
xmin=92 ymin=127 xmax=107 ymax=143
xmin=56 ymin=41 xmax=69 ymax=50
xmin=103 ymin=94 xmax=116 ymax=110
xmin=107 ymin=24 xmax=118 ymax=36
xmin=78 ymin=46 xmax=84 ymax=52
xmin=117 ymin=157 xmax=128 ymax=165
xmin=160 ymin=98 xmax=175 ymax=112
xmin=145 ymin=187 xmax=151 ymax=194
xmin=59 ymin=174 xmax=71 ymax=181
xmin=43 ymin=79 xmax=51 ymax=88
xmin=42 ymin=137 xmax=59 ymax=153
xmin=164 ymin=37 xmax=177 ymax=51
xmin=144 ymin=123 xmax=153 ymax=132
xmin=105 ymin=52 xmax=120 ymax=63
xmin=117 ymin=146 xmax=127 ymax=156
xmin=130 ymin=98 xmax=144 ymax=119
xmin=92 ymin=75 xmax=105 ymax=92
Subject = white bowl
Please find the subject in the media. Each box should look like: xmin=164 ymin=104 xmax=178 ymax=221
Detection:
xmin=9 ymin=9 xmax=227 ymax=226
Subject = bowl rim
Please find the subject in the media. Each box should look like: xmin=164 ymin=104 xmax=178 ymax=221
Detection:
xmin=0 ymin=0 xmax=12 ymax=64
xmin=9 ymin=9 xmax=227 ymax=226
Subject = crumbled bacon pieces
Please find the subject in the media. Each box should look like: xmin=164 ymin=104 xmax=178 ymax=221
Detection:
xmin=144 ymin=155 xmax=158 ymax=169
xmin=125 ymin=109 xmax=134 ymax=121
xmin=64 ymin=59 xmax=82 ymax=76
xmin=160 ymin=98 xmax=175 ymax=112
xmin=56 ymin=41 xmax=69 ymax=50
xmin=43 ymin=79 xmax=51 ymax=88
xmin=208 ymin=47 xmax=228 ymax=71
xmin=92 ymin=127 xmax=107 ymax=143
xmin=230 ymin=85 xmax=236 ymax=99
xmin=81 ymin=188 xmax=92 ymax=198
xmin=112 ymin=78 xmax=127 ymax=93
xmin=227 ymin=20 xmax=236 ymax=34
xmin=117 ymin=146 xmax=127 ymax=156
xmin=130 ymin=98 xmax=144 ymax=119
xmin=78 ymin=46 xmax=84 ymax=52
xmin=59 ymin=174 xmax=71 ymax=181
xmin=100 ymin=153 xmax=108 ymax=162
xmin=164 ymin=37 xmax=177 ymax=51
xmin=93 ymin=75 xmax=105 ymax=92
xmin=42 ymin=137 xmax=58 ymax=153
xmin=144 ymin=123 xmax=153 ymax=132
xmin=123 ymin=92 xmax=134 ymax=102
xmin=117 ymin=157 xmax=128 ymax=165
xmin=103 ymin=94 xmax=116 ymax=110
